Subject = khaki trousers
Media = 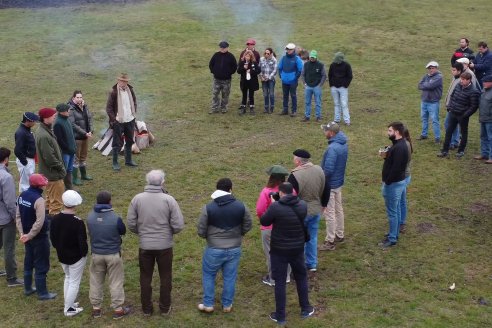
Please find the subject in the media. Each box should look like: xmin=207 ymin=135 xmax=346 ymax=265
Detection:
xmin=324 ymin=186 xmax=345 ymax=242
xmin=45 ymin=180 xmax=64 ymax=215
xmin=89 ymin=253 xmax=125 ymax=309
xmin=75 ymin=139 xmax=89 ymax=167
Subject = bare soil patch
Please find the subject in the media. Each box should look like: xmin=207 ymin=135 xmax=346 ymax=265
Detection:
xmin=0 ymin=0 xmax=146 ymax=9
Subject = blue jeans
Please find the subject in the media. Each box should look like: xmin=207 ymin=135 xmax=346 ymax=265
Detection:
xmin=202 ymin=247 xmax=241 ymax=308
xmin=24 ymin=234 xmax=50 ymax=287
xmin=420 ymin=101 xmax=440 ymax=139
xmin=400 ymin=176 xmax=411 ymax=226
xmin=382 ymin=180 xmax=406 ymax=243
xmin=282 ymin=82 xmax=298 ymax=113
xmin=480 ymin=122 xmax=492 ymax=159
xmin=331 ymin=86 xmax=350 ymax=123
xmin=444 ymin=112 xmax=460 ymax=146
xmin=62 ymin=153 xmax=75 ymax=173
xmin=304 ymin=85 xmax=322 ymax=119
xmin=304 ymin=214 xmax=320 ymax=270
xmin=270 ymin=251 xmax=311 ymax=322
xmin=262 ymin=80 xmax=275 ymax=110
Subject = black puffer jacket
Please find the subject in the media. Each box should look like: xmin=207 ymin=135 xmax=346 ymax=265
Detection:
xmin=68 ymin=100 xmax=93 ymax=140
xmin=260 ymin=194 xmax=307 ymax=255
xmin=447 ymin=83 xmax=480 ymax=118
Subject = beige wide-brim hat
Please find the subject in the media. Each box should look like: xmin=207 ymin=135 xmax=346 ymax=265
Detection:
xmin=117 ymin=73 xmax=130 ymax=82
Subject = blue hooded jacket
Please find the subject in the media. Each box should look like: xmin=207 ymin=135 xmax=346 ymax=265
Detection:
xmin=321 ymin=131 xmax=348 ymax=189
xmin=278 ymin=52 xmax=303 ymax=85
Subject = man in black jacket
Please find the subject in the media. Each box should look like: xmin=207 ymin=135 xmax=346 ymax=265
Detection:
xmin=261 ymin=182 xmax=315 ymax=325
xmin=438 ymin=72 xmax=481 ymax=158
xmin=328 ymin=52 xmax=353 ymax=125
xmin=14 ymin=112 xmax=39 ymax=192
xmin=209 ymin=41 xmax=237 ymax=114
xmin=380 ymin=122 xmax=409 ymax=248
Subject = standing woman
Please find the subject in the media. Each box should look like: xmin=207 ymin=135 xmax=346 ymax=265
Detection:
xmin=237 ymin=50 xmax=260 ymax=115
xmin=400 ymin=127 xmax=413 ymax=233
xmin=259 ymin=48 xmax=277 ymax=113
xmin=256 ymin=165 xmax=290 ymax=286
xmin=68 ymin=90 xmax=94 ymax=185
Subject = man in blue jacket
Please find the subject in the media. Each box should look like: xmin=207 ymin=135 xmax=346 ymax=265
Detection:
xmin=319 ymin=122 xmax=348 ymax=251
xmin=417 ymin=61 xmax=443 ymax=143
xmin=278 ymin=43 xmax=303 ymax=117
xmin=470 ymin=41 xmax=492 ymax=86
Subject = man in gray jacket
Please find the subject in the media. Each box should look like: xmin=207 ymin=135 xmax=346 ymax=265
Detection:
xmin=0 ymin=147 xmax=23 ymax=287
xmin=127 ymin=170 xmax=184 ymax=316
xmin=197 ymin=178 xmax=252 ymax=313
xmin=417 ymin=61 xmax=443 ymax=143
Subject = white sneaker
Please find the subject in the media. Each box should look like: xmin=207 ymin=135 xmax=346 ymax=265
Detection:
xmin=65 ymin=307 xmax=84 ymax=317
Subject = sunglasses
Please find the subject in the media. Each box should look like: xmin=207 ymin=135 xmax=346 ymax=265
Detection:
xmin=246 ymin=43 xmax=254 ymax=46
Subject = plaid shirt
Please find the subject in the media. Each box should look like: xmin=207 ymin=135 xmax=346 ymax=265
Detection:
xmin=259 ymin=56 xmax=277 ymax=81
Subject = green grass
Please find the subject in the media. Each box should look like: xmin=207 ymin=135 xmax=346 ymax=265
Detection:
xmin=0 ymin=0 xmax=491 ymax=327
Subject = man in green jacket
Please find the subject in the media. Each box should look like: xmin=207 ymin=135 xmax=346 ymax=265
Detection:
xmin=54 ymin=104 xmax=77 ymax=190
xmin=35 ymin=108 xmax=66 ymax=215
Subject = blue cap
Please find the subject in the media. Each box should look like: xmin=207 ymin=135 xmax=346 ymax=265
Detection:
xmin=23 ymin=112 xmax=39 ymax=122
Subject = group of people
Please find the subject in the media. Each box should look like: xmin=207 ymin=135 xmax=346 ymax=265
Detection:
xmin=209 ymin=38 xmax=353 ymax=124
xmin=417 ymin=38 xmax=492 ymax=163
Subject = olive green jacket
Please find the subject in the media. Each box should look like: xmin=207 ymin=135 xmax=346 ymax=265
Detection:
xmin=35 ymin=123 xmax=66 ymax=181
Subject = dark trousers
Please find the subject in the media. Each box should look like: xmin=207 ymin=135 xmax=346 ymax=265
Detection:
xmin=241 ymin=87 xmax=255 ymax=106
xmin=0 ymin=220 xmax=17 ymax=281
xmin=24 ymin=234 xmax=50 ymax=280
xmin=139 ymin=248 xmax=173 ymax=314
xmin=442 ymin=112 xmax=469 ymax=152
xmin=270 ymin=251 xmax=311 ymax=321
xmin=282 ymin=82 xmax=298 ymax=113
xmin=112 ymin=120 xmax=135 ymax=148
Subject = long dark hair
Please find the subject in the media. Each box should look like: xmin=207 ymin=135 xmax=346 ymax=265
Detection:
xmin=403 ymin=126 xmax=413 ymax=153
xmin=266 ymin=174 xmax=286 ymax=188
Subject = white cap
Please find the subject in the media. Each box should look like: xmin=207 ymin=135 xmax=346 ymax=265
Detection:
xmin=426 ymin=61 xmax=439 ymax=68
xmin=285 ymin=43 xmax=296 ymax=50
xmin=62 ymin=190 xmax=83 ymax=207
xmin=456 ymin=57 xmax=470 ymax=65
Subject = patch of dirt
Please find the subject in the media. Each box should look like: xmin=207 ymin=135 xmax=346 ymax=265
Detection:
xmin=361 ymin=107 xmax=380 ymax=113
xmin=469 ymin=202 xmax=491 ymax=214
xmin=439 ymin=207 xmax=467 ymax=223
xmin=0 ymin=0 xmax=146 ymax=9
xmin=416 ymin=222 xmax=437 ymax=234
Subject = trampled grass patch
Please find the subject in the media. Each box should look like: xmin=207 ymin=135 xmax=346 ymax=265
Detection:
xmin=0 ymin=0 xmax=490 ymax=327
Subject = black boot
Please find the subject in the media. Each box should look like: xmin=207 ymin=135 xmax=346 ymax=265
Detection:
xmin=112 ymin=147 xmax=121 ymax=171
xmin=36 ymin=277 xmax=57 ymax=300
xmin=63 ymin=172 xmax=73 ymax=190
xmin=125 ymin=144 xmax=138 ymax=167
xmin=79 ymin=166 xmax=93 ymax=181
xmin=24 ymin=273 xmax=36 ymax=296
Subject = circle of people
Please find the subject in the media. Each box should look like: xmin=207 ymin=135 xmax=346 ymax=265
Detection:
xmin=1 ymin=36 xmax=491 ymax=325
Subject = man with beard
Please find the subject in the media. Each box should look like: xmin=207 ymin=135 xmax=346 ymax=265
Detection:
xmin=451 ymin=38 xmax=475 ymax=65
xmin=35 ymin=108 xmax=66 ymax=215
xmin=380 ymin=122 xmax=409 ymax=248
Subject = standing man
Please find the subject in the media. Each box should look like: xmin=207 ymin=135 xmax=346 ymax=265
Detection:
xmin=470 ymin=41 xmax=492 ymax=86
xmin=474 ymin=75 xmax=492 ymax=164
xmin=0 ymin=147 xmax=23 ymax=287
xmin=319 ymin=122 xmax=349 ymax=251
xmin=239 ymin=38 xmax=260 ymax=63
xmin=328 ymin=52 xmax=353 ymax=126
xmin=301 ymin=50 xmax=326 ymax=122
xmin=444 ymin=62 xmax=464 ymax=150
xmin=16 ymin=173 xmax=56 ymax=299
xmin=197 ymin=178 xmax=252 ymax=313
xmin=288 ymin=149 xmax=325 ymax=272
xmin=455 ymin=58 xmax=481 ymax=90
xmin=209 ymin=41 xmax=238 ymax=114
xmin=36 ymin=108 xmax=66 ymax=215
xmin=87 ymin=191 xmax=130 ymax=319
xmin=438 ymin=72 xmax=480 ymax=158
xmin=260 ymin=182 xmax=315 ymax=325
xmin=278 ymin=43 xmax=303 ymax=117
xmin=417 ymin=61 xmax=443 ymax=143
xmin=14 ymin=112 xmax=39 ymax=193
xmin=106 ymin=73 xmax=138 ymax=171
xmin=68 ymin=90 xmax=94 ymax=185
xmin=53 ymin=103 xmax=77 ymax=190
xmin=380 ymin=122 xmax=409 ymax=248
xmin=451 ymin=38 xmax=475 ymax=65
xmin=127 ymin=170 xmax=184 ymax=316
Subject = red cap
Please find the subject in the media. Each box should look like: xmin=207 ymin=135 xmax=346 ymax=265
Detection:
xmin=29 ymin=174 xmax=48 ymax=187
xmin=38 ymin=108 xmax=57 ymax=120
xmin=246 ymin=38 xmax=256 ymax=45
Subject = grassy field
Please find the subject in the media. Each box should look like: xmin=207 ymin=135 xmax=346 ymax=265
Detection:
xmin=0 ymin=0 xmax=491 ymax=327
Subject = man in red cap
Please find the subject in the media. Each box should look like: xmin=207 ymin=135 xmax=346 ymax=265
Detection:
xmin=16 ymin=174 xmax=57 ymax=300
xmin=240 ymin=38 xmax=260 ymax=63
xmin=35 ymin=108 xmax=66 ymax=215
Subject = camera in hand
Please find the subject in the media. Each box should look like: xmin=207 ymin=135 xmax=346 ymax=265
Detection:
xmin=269 ymin=192 xmax=280 ymax=201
